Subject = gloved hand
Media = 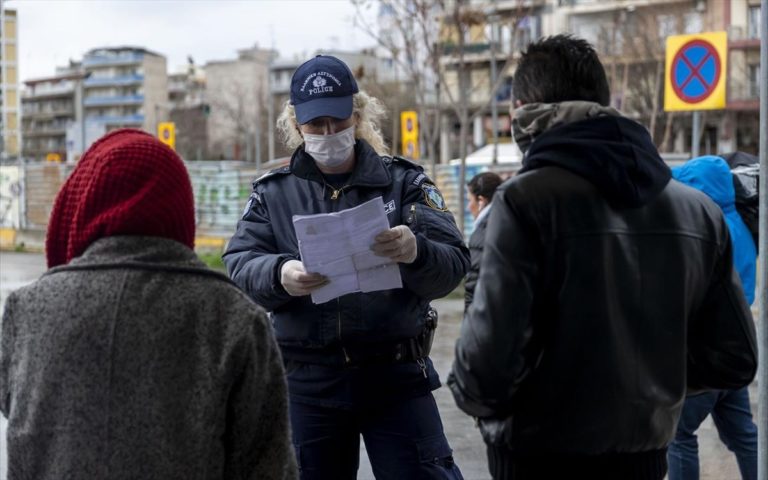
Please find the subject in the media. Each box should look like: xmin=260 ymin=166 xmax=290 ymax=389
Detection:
xmin=371 ymin=225 xmax=418 ymax=264
xmin=280 ymin=260 xmax=328 ymax=296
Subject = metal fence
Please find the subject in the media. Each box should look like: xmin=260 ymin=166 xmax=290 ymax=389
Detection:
xmin=0 ymin=159 xmax=523 ymax=241
xmin=0 ymin=161 xmax=260 ymax=240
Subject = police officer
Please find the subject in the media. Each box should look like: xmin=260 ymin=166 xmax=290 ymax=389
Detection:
xmin=224 ymin=55 xmax=468 ymax=479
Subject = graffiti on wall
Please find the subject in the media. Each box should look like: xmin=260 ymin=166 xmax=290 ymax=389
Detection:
xmin=0 ymin=166 xmax=22 ymax=229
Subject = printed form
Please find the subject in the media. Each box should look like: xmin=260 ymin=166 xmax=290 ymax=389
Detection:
xmin=292 ymin=196 xmax=403 ymax=304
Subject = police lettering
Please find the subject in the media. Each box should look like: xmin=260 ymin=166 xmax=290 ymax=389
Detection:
xmin=308 ymin=85 xmax=334 ymax=95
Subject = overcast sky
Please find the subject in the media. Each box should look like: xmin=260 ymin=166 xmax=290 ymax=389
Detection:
xmin=8 ymin=0 xmax=380 ymax=82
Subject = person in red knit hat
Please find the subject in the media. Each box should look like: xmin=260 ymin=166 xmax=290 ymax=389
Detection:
xmin=45 ymin=127 xmax=195 ymax=267
xmin=1 ymin=129 xmax=297 ymax=479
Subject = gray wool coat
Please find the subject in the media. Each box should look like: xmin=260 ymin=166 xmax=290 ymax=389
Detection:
xmin=0 ymin=236 xmax=297 ymax=480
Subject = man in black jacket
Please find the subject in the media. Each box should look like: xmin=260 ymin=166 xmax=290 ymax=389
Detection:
xmin=465 ymin=171 xmax=503 ymax=311
xmin=448 ymin=35 xmax=757 ymax=480
xmin=225 ymin=55 xmax=468 ymax=479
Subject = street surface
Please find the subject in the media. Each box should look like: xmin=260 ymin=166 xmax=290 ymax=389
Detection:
xmin=0 ymin=251 xmax=756 ymax=479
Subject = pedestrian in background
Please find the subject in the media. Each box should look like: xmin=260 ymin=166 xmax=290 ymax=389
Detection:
xmin=0 ymin=129 xmax=296 ymax=480
xmin=449 ymin=35 xmax=757 ymax=480
xmin=465 ymin=171 xmax=503 ymax=311
xmin=667 ymin=155 xmax=758 ymax=480
xmin=223 ymin=55 xmax=468 ymax=479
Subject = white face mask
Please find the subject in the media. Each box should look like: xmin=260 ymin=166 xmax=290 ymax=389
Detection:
xmin=303 ymin=125 xmax=356 ymax=168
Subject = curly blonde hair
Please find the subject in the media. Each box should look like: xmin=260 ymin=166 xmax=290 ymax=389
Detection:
xmin=276 ymin=91 xmax=390 ymax=155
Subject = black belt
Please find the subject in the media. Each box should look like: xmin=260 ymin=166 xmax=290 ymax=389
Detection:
xmin=341 ymin=336 xmax=427 ymax=367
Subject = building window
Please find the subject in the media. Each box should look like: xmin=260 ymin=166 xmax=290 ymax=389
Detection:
xmin=657 ymin=14 xmax=677 ymax=46
xmin=684 ymin=12 xmax=702 ymax=34
xmin=747 ymin=6 xmax=761 ymax=39
xmin=514 ymin=16 xmax=539 ymax=52
xmin=749 ymin=64 xmax=760 ymax=98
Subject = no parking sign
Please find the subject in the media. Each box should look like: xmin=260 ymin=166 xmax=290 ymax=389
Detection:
xmin=664 ymin=32 xmax=727 ymax=111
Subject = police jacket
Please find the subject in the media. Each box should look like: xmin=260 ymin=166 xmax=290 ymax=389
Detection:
xmin=449 ymin=116 xmax=757 ymax=455
xmin=224 ymin=140 xmax=470 ymax=365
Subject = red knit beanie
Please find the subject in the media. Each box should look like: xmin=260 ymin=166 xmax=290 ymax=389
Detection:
xmin=46 ymin=128 xmax=195 ymax=268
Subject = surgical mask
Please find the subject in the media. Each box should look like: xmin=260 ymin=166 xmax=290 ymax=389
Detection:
xmin=303 ymin=125 xmax=356 ymax=168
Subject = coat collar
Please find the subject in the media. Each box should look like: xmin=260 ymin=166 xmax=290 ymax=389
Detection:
xmin=51 ymin=236 xmax=207 ymax=271
xmin=290 ymin=139 xmax=391 ymax=188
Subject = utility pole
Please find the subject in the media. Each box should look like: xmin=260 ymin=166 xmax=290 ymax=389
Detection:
xmin=488 ymin=11 xmax=500 ymax=165
xmin=755 ymin=2 xmax=767 ymax=479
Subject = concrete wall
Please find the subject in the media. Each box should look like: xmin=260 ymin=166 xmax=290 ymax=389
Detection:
xmin=143 ymin=53 xmax=169 ymax=134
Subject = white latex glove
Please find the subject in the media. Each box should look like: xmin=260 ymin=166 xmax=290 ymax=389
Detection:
xmin=280 ymin=260 xmax=328 ymax=296
xmin=371 ymin=225 xmax=418 ymax=264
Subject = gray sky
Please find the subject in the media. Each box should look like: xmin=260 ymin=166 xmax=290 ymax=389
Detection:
xmin=9 ymin=0 xmax=379 ymax=82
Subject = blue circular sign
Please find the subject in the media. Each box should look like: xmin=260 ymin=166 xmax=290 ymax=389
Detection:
xmin=671 ymin=39 xmax=721 ymax=103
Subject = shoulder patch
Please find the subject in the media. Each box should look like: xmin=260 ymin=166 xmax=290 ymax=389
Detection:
xmin=241 ymin=192 xmax=259 ymax=219
xmin=412 ymin=173 xmax=427 ymax=187
xmin=421 ymin=183 xmax=448 ymax=211
xmin=252 ymin=166 xmax=291 ymax=187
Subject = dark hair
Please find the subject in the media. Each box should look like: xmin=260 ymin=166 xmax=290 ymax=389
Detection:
xmin=468 ymin=172 xmax=503 ymax=201
xmin=512 ymin=34 xmax=610 ymax=106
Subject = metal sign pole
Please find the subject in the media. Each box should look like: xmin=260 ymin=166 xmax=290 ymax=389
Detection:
xmin=757 ymin=2 xmax=767 ymax=480
xmin=691 ymin=110 xmax=700 ymax=158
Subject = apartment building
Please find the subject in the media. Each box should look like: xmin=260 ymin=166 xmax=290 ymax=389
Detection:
xmin=555 ymin=0 xmax=762 ymax=154
xmin=21 ymin=69 xmax=88 ymax=162
xmin=434 ymin=0 xmax=761 ymax=160
xmin=204 ymin=44 xmax=275 ymax=162
xmin=81 ymin=46 xmax=168 ymax=150
xmin=437 ymin=0 xmax=550 ymax=161
xmin=1 ymin=8 xmax=20 ymax=159
xmin=168 ymin=62 xmax=209 ymax=160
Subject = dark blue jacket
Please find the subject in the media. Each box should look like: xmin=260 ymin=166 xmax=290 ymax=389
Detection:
xmin=224 ymin=140 xmax=469 ymax=365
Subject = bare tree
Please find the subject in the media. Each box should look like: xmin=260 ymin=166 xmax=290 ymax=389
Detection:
xmin=353 ymin=0 xmax=530 ymax=234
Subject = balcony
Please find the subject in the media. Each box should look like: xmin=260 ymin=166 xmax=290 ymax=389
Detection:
xmin=23 ymin=84 xmax=75 ymax=99
xmin=84 ymin=74 xmax=144 ymax=87
xmin=23 ymin=127 xmax=67 ymax=137
xmin=20 ymin=107 xmax=75 ymax=119
xmin=83 ymin=52 xmax=143 ymax=67
xmin=84 ymin=95 xmax=144 ymax=107
xmin=86 ymin=114 xmax=144 ymax=125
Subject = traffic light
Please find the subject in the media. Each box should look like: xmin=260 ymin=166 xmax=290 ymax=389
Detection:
xmin=201 ymin=104 xmax=211 ymax=117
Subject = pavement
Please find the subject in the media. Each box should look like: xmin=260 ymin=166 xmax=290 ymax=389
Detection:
xmin=0 ymin=250 xmax=759 ymax=479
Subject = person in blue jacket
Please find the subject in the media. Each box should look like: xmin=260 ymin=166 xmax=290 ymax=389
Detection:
xmin=223 ymin=55 xmax=468 ymax=480
xmin=667 ymin=155 xmax=758 ymax=480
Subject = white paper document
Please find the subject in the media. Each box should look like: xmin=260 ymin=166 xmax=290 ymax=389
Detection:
xmin=292 ymin=196 xmax=403 ymax=304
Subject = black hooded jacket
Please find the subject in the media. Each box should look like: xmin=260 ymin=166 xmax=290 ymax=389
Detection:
xmin=449 ymin=115 xmax=757 ymax=456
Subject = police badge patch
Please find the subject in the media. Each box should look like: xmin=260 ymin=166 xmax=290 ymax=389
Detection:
xmin=241 ymin=193 xmax=258 ymax=219
xmin=421 ymin=183 xmax=448 ymax=211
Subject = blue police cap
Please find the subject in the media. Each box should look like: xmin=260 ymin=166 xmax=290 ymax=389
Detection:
xmin=290 ymin=55 xmax=359 ymax=124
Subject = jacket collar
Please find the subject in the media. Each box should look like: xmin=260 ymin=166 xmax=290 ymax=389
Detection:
xmin=50 ymin=235 xmax=207 ymax=272
xmin=290 ymin=139 xmax=391 ymax=188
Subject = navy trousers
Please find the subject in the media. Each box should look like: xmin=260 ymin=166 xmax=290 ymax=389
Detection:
xmin=290 ymin=393 xmax=463 ymax=480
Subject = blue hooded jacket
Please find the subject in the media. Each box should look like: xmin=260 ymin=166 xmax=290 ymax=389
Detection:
xmin=672 ymin=155 xmax=757 ymax=304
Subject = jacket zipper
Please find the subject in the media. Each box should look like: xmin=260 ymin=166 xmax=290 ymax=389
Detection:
xmin=408 ymin=204 xmax=417 ymax=226
xmin=330 ymin=185 xmax=348 ymax=200
xmin=337 ymin=298 xmax=351 ymax=364
xmin=417 ymin=358 xmax=427 ymax=378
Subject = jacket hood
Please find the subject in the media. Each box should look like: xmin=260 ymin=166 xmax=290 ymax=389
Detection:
xmin=672 ymin=156 xmax=756 ymax=304
xmin=521 ymin=116 xmax=671 ymax=208
xmin=671 ymin=156 xmax=735 ymax=211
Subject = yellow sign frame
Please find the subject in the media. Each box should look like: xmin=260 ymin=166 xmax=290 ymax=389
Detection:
xmin=157 ymin=122 xmax=176 ymax=150
xmin=664 ymin=31 xmax=727 ymax=112
xmin=400 ymin=111 xmax=419 ymax=160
